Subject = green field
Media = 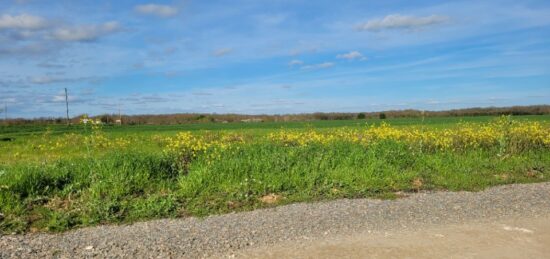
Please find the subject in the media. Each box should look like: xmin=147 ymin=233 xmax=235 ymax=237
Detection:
xmin=3 ymin=115 xmax=550 ymax=136
xmin=1 ymin=115 xmax=550 ymax=233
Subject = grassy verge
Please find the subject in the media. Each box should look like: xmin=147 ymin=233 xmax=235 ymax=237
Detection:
xmin=1 ymin=141 xmax=548 ymax=234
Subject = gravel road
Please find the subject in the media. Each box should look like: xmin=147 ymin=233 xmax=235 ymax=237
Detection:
xmin=1 ymin=182 xmax=550 ymax=258
xmin=238 ymin=216 xmax=550 ymax=258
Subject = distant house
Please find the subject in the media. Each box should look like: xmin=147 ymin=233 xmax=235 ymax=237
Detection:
xmin=115 ymin=119 xmax=122 ymax=125
xmin=241 ymin=118 xmax=263 ymax=123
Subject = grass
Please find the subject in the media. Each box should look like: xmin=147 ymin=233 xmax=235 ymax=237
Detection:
xmin=1 ymin=115 xmax=549 ymax=233
xmin=3 ymin=115 xmax=550 ymax=137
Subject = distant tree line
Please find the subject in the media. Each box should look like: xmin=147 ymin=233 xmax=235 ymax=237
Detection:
xmin=3 ymin=105 xmax=550 ymax=126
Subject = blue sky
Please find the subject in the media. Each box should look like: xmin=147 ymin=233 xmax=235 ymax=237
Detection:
xmin=1 ymin=0 xmax=549 ymax=118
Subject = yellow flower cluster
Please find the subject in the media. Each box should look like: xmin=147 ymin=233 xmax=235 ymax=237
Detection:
xmin=268 ymin=119 xmax=550 ymax=152
xmin=83 ymin=131 xmax=131 ymax=149
xmin=10 ymin=116 xmax=548 ymax=165
xmin=164 ymin=132 xmax=244 ymax=161
xmin=32 ymin=125 xmax=131 ymax=154
xmin=163 ymin=118 xmax=549 ymax=161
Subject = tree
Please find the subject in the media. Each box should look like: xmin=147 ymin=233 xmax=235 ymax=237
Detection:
xmin=379 ymin=113 xmax=387 ymax=119
xmin=357 ymin=113 xmax=366 ymax=119
xmin=99 ymin=114 xmax=114 ymax=124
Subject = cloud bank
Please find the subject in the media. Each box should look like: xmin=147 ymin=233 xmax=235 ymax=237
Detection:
xmin=358 ymin=14 xmax=449 ymax=31
xmin=134 ymin=4 xmax=179 ymax=17
xmin=336 ymin=51 xmax=366 ymax=61
xmin=0 ymin=14 xmax=48 ymax=30
xmin=50 ymin=21 xmax=121 ymax=42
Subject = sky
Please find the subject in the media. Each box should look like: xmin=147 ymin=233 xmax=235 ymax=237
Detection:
xmin=1 ymin=0 xmax=549 ymax=118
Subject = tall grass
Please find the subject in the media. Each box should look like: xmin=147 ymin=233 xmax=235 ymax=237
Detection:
xmin=1 ymin=142 xmax=548 ymax=233
xmin=0 ymin=116 xmax=549 ymax=233
xmin=0 ymin=152 xmax=181 ymax=233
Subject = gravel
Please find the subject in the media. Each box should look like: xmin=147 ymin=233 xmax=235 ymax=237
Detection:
xmin=1 ymin=182 xmax=550 ymax=258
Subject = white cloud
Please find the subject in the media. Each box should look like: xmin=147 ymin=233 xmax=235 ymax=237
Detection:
xmin=213 ymin=47 xmax=233 ymax=57
xmin=3 ymin=97 xmax=17 ymax=103
xmin=51 ymin=93 xmax=82 ymax=103
xmin=30 ymin=75 xmax=55 ymax=84
xmin=336 ymin=51 xmax=367 ymax=61
xmin=301 ymin=62 xmax=334 ymax=70
xmin=51 ymin=94 xmax=66 ymax=102
xmin=29 ymin=75 xmax=100 ymax=85
xmin=0 ymin=14 xmax=48 ymax=30
xmin=51 ymin=21 xmax=121 ymax=42
xmin=288 ymin=59 xmax=304 ymax=66
xmin=134 ymin=4 xmax=179 ymax=18
xmin=358 ymin=14 xmax=449 ymax=31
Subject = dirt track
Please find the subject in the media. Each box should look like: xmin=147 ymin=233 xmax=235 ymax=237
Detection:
xmin=2 ymin=182 xmax=550 ymax=258
xmin=235 ymin=216 xmax=550 ymax=258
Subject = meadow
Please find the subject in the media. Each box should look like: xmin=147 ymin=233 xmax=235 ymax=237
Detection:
xmin=1 ymin=115 xmax=550 ymax=233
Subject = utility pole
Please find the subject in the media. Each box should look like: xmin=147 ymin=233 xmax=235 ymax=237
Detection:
xmin=65 ymin=88 xmax=70 ymax=126
xmin=118 ymin=102 xmax=122 ymax=125
xmin=1 ymin=103 xmax=6 ymax=124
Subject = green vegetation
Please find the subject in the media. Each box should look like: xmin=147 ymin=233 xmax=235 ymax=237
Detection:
xmin=1 ymin=115 xmax=549 ymax=234
xmin=6 ymin=105 xmax=549 ymax=126
xmin=3 ymin=115 xmax=550 ymax=137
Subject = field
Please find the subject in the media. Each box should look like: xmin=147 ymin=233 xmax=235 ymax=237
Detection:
xmin=1 ymin=115 xmax=550 ymax=233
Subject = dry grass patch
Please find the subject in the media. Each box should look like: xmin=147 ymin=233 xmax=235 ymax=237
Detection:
xmin=259 ymin=194 xmax=284 ymax=204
